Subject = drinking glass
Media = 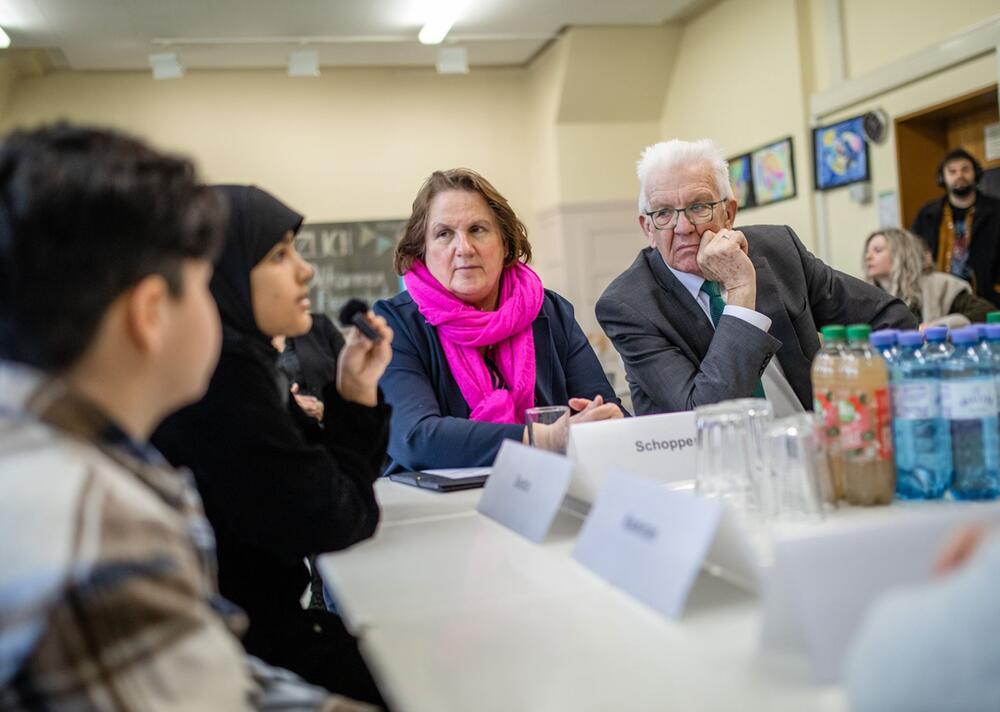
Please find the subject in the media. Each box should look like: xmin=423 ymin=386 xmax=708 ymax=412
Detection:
xmin=762 ymin=413 xmax=826 ymax=521
xmin=526 ymin=405 xmax=570 ymax=454
xmin=695 ymin=399 xmax=773 ymax=515
xmin=694 ymin=402 xmax=754 ymax=510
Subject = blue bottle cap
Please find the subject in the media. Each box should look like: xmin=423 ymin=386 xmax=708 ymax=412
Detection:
xmin=974 ymin=324 xmax=989 ymax=339
xmin=924 ymin=326 xmax=949 ymax=342
xmin=869 ymin=330 xmax=897 ymax=347
xmin=986 ymin=324 xmax=1000 ymax=342
xmin=897 ymin=330 xmax=925 ymax=347
xmin=951 ymin=327 xmax=980 ymax=344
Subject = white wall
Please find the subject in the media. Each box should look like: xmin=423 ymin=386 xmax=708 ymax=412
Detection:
xmin=660 ymin=0 xmax=817 ymax=250
xmin=1 ymin=67 xmax=532 ymax=228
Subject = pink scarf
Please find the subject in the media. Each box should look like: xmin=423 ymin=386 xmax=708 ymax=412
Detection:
xmin=404 ymin=260 xmax=544 ymax=424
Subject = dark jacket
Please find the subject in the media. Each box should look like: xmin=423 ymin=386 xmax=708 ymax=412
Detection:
xmin=284 ymin=313 xmax=344 ymax=396
xmin=374 ymin=288 xmax=624 ymax=473
xmin=597 ymin=224 xmax=916 ymax=415
xmin=152 ymin=331 xmax=389 ymax=698
xmin=911 ymin=192 xmax=1000 ymax=307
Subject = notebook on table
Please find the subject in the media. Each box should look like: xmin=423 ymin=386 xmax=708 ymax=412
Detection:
xmin=388 ymin=467 xmax=491 ymax=492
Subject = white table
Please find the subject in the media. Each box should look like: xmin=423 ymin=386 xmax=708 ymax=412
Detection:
xmin=321 ymin=505 xmax=589 ymax=633
xmin=359 ymin=579 xmax=843 ymax=712
xmin=374 ymin=478 xmax=482 ymax=527
xmin=319 ymin=482 xmax=848 ymax=712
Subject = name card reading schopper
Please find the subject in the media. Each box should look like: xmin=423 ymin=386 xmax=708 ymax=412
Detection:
xmin=572 ymin=470 xmax=721 ymax=619
xmin=477 ymin=440 xmax=573 ymax=543
xmin=566 ymin=411 xmax=697 ymax=504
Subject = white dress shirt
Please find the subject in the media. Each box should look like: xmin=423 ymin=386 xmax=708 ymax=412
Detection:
xmin=666 ymin=264 xmax=803 ymax=417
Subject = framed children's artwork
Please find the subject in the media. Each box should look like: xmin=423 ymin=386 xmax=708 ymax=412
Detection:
xmin=727 ymin=153 xmax=756 ymax=209
xmin=813 ymin=115 xmax=871 ymax=190
xmin=750 ymin=137 xmax=796 ymax=205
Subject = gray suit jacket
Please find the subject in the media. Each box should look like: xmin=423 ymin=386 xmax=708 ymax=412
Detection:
xmin=596 ymin=224 xmax=917 ymax=415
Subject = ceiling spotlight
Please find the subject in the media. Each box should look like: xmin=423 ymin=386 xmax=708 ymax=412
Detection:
xmin=0 ymin=26 xmax=11 ymax=49
xmin=288 ymin=49 xmax=320 ymax=77
xmin=148 ymin=52 xmax=183 ymax=80
xmin=436 ymin=47 xmax=468 ymax=75
xmin=419 ymin=1 xmax=462 ymax=45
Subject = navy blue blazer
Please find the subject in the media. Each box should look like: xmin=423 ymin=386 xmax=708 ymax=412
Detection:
xmin=375 ymin=289 xmax=624 ymax=472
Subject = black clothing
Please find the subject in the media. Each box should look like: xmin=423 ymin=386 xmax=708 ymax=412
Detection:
xmin=911 ymin=192 xmax=1000 ymax=307
xmin=284 ymin=313 xmax=345 ymax=397
xmin=153 ymin=185 xmax=388 ymax=705
xmin=153 ymin=337 xmax=388 ymax=703
xmin=275 ymin=312 xmax=346 ymax=611
xmin=211 ymin=185 xmax=304 ymax=347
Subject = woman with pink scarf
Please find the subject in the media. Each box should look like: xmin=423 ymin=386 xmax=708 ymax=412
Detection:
xmin=375 ymin=168 xmax=626 ymax=473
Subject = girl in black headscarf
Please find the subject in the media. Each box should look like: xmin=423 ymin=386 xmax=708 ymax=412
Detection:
xmin=153 ymin=185 xmax=393 ymax=705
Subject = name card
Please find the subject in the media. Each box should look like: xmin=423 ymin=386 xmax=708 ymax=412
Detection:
xmin=566 ymin=411 xmax=696 ymax=504
xmin=477 ymin=440 xmax=573 ymax=543
xmin=572 ymin=470 xmax=721 ymax=619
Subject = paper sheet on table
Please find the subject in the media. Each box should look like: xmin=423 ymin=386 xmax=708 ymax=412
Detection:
xmin=420 ymin=467 xmax=492 ymax=479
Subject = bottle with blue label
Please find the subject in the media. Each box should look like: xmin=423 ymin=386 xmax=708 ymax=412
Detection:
xmin=941 ymin=327 xmax=1000 ymax=500
xmin=890 ymin=330 xmax=952 ymax=499
xmin=984 ymin=324 xmax=1000 ymax=441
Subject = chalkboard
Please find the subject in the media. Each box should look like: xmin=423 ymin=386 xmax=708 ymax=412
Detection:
xmin=295 ymin=219 xmax=405 ymax=320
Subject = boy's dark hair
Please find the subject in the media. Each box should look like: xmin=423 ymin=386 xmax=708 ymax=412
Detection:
xmin=0 ymin=123 xmax=226 ymax=371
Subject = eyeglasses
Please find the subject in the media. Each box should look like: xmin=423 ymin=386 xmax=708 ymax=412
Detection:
xmin=644 ymin=199 xmax=726 ymax=230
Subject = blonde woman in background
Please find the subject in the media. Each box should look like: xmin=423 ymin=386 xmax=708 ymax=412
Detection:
xmin=864 ymin=227 xmax=994 ymax=329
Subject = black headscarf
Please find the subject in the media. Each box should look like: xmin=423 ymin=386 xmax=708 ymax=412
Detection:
xmin=211 ymin=185 xmax=303 ymax=348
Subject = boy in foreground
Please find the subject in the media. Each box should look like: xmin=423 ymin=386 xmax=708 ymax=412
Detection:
xmin=0 ymin=124 xmax=373 ymax=711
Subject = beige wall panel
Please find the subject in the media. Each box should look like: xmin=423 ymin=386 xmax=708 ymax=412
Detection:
xmin=841 ymin=0 xmax=1000 ymax=78
xmin=2 ymin=68 xmax=532 ymax=228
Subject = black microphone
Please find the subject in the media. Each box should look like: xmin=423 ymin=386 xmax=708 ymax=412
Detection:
xmin=338 ymin=299 xmax=382 ymax=344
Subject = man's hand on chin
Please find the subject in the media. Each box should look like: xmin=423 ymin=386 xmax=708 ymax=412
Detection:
xmin=697 ymin=228 xmax=756 ymax=310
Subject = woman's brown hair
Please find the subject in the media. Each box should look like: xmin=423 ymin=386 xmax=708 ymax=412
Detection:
xmin=393 ymin=168 xmax=531 ymax=275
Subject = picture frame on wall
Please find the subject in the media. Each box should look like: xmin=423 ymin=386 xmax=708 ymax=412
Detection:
xmin=813 ymin=115 xmax=871 ymax=190
xmin=727 ymin=153 xmax=756 ymax=209
xmin=750 ymin=137 xmax=796 ymax=205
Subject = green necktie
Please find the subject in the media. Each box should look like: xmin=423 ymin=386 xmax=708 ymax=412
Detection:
xmin=700 ymin=280 xmax=766 ymax=399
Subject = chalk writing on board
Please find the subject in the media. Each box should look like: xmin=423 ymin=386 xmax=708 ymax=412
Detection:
xmin=295 ymin=220 xmax=404 ymax=320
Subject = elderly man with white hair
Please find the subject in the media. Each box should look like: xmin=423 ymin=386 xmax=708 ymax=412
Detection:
xmin=596 ymin=138 xmax=915 ymax=416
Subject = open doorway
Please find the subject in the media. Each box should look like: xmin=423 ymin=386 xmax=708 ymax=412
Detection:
xmin=895 ymin=84 xmax=1000 ymax=229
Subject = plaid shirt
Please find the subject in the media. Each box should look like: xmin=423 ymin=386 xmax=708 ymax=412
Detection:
xmin=0 ymin=364 xmax=369 ymax=711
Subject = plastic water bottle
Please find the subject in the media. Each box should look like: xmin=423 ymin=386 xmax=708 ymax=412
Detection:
xmin=984 ymin=324 xmax=1000 ymax=448
xmin=870 ymin=330 xmax=898 ymax=365
xmin=974 ymin=324 xmax=991 ymax=360
xmin=812 ymin=325 xmax=847 ymax=502
xmin=941 ymin=327 xmax=1000 ymax=500
xmin=839 ymin=324 xmax=894 ymax=506
xmin=922 ymin=326 xmax=954 ymax=364
xmin=890 ymin=330 xmax=952 ymax=499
